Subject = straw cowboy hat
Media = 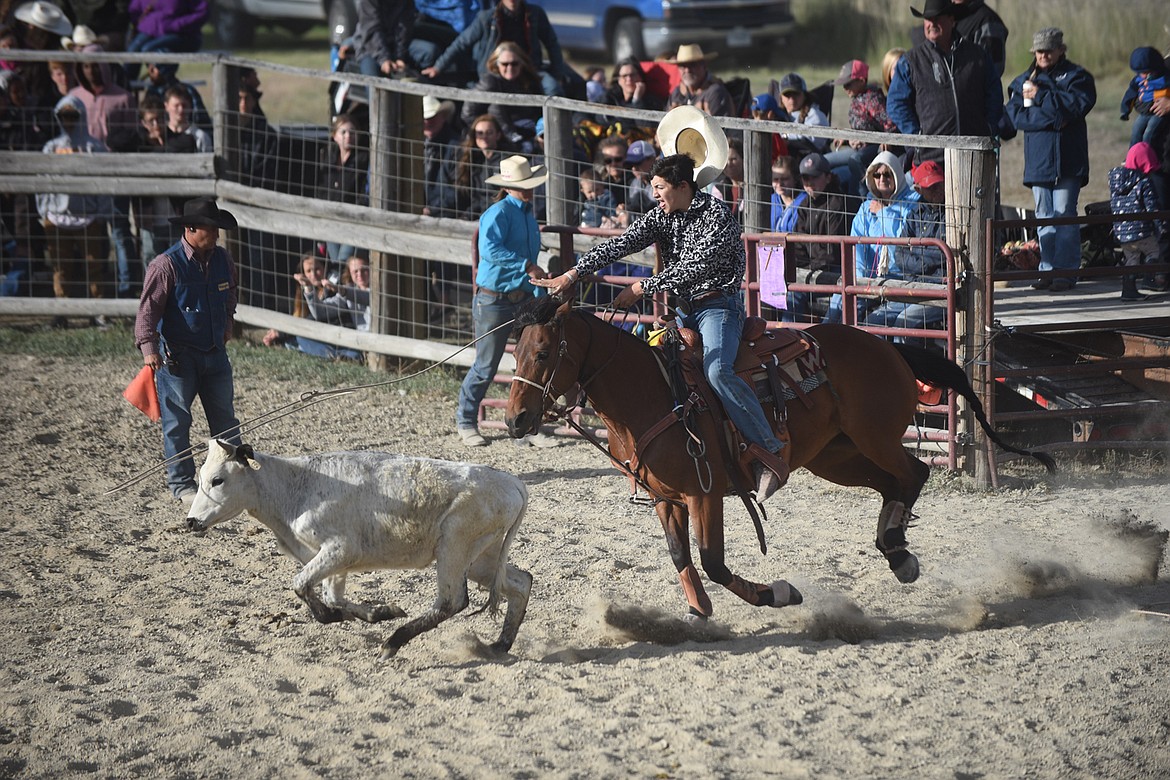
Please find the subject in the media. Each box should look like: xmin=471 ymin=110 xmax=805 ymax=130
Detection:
xmin=656 ymin=104 xmax=729 ymax=189
xmin=169 ymin=197 xmax=239 ymax=230
xmin=61 ymin=24 xmax=98 ymax=51
xmin=484 ymin=155 xmax=548 ymax=190
xmin=668 ymin=43 xmax=718 ymax=64
xmin=14 ymin=1 xmax=73 ymax=37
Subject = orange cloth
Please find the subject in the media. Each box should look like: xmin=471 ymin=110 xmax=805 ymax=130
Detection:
xmin=123 ymin=365 xmax=161 ymax=422
xmin=916 ymin=379 xmax=943 ymax=407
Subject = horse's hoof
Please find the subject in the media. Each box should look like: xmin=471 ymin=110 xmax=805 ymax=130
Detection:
xmin=769 ymin=580 xmax=803 ymax=607
xmin=683 ymin=609 xmax=708 ymax=623
xmin=893 ymin=553 xmax=920 ymax=584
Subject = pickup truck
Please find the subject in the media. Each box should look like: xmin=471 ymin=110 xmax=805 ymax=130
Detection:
xmin=211 ymin=0 xmax=358 ymax=48
xmin=540 ymin=0 xmax=797 ymax=62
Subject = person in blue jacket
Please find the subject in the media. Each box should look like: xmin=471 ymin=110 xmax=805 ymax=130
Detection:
xmin=1004 ymin=26 xmax=1096 ymax=292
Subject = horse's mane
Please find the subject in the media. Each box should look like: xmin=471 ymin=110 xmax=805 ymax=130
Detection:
xmin=513 ymin=294 xmax=562 ymax=333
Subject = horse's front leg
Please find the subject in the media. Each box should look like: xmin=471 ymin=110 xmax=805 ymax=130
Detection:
xmin=655 ymin=500 xmax=712 ymax=618
xmin=689 ymin=496 xmax=803 ymax=609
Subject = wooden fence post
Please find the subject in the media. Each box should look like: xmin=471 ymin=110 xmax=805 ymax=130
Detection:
xmin=945 ymin=145 xmax=998 ymax=486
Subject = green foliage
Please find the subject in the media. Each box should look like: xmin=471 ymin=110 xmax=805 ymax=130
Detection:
xmin=0 ymin=320 xmax=138 ymax=361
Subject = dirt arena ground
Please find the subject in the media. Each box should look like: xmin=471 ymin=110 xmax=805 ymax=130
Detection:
xmin=1 ymin=347 xmax=1168 ymax=778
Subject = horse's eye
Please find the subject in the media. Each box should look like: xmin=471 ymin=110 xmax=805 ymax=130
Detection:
xmin=535 ymin=351 xmax=549 ymax=362
xmin=211 ymin=477 xmax=223 ymax=487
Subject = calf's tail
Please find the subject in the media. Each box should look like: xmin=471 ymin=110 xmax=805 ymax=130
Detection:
xmin=893 ymin=343 xmax=1057 ymax=473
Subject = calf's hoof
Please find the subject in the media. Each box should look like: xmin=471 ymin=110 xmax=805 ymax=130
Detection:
xmin=378 ymin=641 xmax=402 ymax=661
xmin=369 ymin=604 xmax=408 ymax=622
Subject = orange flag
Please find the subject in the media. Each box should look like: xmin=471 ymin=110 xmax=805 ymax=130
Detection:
xmin=123 ymin=365 xmax=161 ymax=422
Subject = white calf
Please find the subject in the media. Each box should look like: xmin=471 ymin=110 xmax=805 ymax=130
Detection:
xmin=186 ymin=439 xmax=532 ymax=657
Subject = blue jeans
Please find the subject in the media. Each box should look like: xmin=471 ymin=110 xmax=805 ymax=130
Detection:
xmin=110 ymin=195 xmax=137 ymax=297
xmin=124 ymin=31 xmax=203 ymax=80
xmin=456 ymin=291 xmax=525 ymax=430
xmin=683 ymin=294 xmax=781 ymax=453
xmin=864 ymin=301 xmax=946 ymax=347
xmin=1131 ymin=112 xmax=1165 ymax=148
xmin=155 ymin=343 xmax=240 ymax=497
xmin=1032 ymin=177 xmax=1082 ymax=281
xmin=294 ymin=335 xmax=361 ymax=362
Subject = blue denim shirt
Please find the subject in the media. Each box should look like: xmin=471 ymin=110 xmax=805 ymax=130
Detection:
xmin=476 ymin=193 xmax=540 ymax=294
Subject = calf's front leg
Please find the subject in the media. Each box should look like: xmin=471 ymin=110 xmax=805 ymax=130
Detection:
xmin=322 ymin=574 xmax=407 ymax=623
xmin=292 ymin=544 xmax=353 ymax=624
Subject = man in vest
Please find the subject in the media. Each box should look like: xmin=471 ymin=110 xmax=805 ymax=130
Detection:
xmin=134 ymin=197 xmax=242 ymax=505
xmin=886 ymin=0 xmax=1003 ymax=165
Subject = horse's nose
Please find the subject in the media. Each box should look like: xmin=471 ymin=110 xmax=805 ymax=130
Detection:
xmin=506 ymin=411 xmax=532 ymax=438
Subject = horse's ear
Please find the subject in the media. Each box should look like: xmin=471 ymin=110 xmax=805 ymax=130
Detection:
xmin=554 ymin=298 xmax=574 ymax=320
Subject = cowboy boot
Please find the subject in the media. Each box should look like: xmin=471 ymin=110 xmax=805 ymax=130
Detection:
xmin=748 ymin=443 xmax=789 ymax=502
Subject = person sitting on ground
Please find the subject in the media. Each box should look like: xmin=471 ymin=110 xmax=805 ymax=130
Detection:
xmin=1108 ymin=141 xmax=1165 ymax=302
xmin=265 ymin=254 xmax=362 ymax=361
xmin=333 ymin=254 xmax=372 ymax=331
xmin=863 ymin=159 xmax=948 ymax=346
xmin=665 ymin=43 xmax=734 ymax=117
xmin=460 ymin=41 xmax=543 ymax=150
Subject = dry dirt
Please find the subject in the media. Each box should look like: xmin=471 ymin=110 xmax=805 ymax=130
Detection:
xmin=1 ymin=349 xmax=1169 ymax=779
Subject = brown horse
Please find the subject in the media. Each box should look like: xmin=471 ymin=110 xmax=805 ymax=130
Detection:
xmin=505 ymin=296 xmax=1055 ymax=620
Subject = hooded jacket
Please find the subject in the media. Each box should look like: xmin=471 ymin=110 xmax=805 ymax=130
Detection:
xmin=432 ymin=1 xmax=566 ymax=82
xmin=37 ymin=95 xmax=113 ymax=228
xmin=1005 ymin=54 xmax=1096 ymax=187
xmin=851 ymin=151 xmax=920 ymax=279
xmin=1109 ymin=142 xmax=1163 ymax=244
xmin=68 ymin=44 xmax=137 ymax=148
xmin=1120 ymin=47 xmax=1169 ymax=118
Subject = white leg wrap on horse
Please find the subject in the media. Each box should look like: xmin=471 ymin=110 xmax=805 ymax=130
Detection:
xmin=877 ymin=500 xmax=909 ymax=552
xmin=769 ymin=580 xmax=803 ymax=607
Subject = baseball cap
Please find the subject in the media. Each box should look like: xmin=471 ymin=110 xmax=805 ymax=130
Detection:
xmin=779 ymin=73 xmax=806 ymax=96
xmin=625 ymin=139 xmax=656 ymax=163
xmin=799 ymin=153 xmax=831 ymax=177
xmin=912 ymin=160 xmax=945 ymax=188
xmin=751 ymin=93 xmax=780 ymax=114
xmin=535 ymin=117 xmax=544 ymax=136
xmin=832 ymin=59 xmax=869 ymax=86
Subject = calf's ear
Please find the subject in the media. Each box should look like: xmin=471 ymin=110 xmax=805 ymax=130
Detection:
xmin=236 ymin=443 xmax=262 ymax=471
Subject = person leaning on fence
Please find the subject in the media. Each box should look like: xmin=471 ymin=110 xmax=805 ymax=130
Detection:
xmin=886 ymin=0 xmax=1002 ymax=166
xmin=422 ymin=95 xmax=461 ymax=218
xmin=536 ymin=111 xmax=789 ymax=501
xmin=1004 ymin=26 xmax=1096 ymax=293
xmin=455 ymin=154 xmax=561 ymax=449
xmin=134 ymin=196 xmax=241 ymax=505
xmin=781 ymin=152 xmax=852 ymax=324
xmin=864 ymin=160 xmax=948 ymax=347
xmin=316 ymin=112 xmax=369 ymax=270
xmin=37 ymin=95 xmax=112 ymax=313
xmin=1108 ymin=142 xmax=1165 ymax=302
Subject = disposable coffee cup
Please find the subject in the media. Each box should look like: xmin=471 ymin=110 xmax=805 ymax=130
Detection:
xmin=1022 ymin=81 xmax=1034 ymax=107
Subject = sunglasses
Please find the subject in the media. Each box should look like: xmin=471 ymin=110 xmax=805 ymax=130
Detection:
xmin=618 ymin=72 xmax=639 ymax=80
xmin=603 ymin=155 xmax=625 ymax=164
xmin=872 ymin=170 xmax=895 ymax=180
xmin=497 ymin=60 xmax=520 ymax=68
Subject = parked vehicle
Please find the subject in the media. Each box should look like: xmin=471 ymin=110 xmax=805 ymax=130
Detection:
xmin=211 ymin=0 xmax=358 ymax=49
xmin=540 ymin=0 xmax=796 ymax=62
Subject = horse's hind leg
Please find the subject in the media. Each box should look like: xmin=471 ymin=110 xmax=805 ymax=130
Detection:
xmin=656 ymin=501 xmax=713 ymax=618
xmin=687 ymin=496 xmax=803 ymax=610
xmin=805 ymin=438 xmax=929 ymax=584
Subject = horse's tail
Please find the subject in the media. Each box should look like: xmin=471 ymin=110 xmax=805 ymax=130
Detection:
xmin=893 ymin=344 xmax=1057 ymax=473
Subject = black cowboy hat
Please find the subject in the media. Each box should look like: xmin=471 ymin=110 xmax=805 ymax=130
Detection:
xmin=169 ymin=197 xmax=239 ymax=230
xmin=910 ymin=0 xmax=956 ymax=19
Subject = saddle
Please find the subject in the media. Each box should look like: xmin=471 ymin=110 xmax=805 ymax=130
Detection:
xmin=669 ymin=317 xmax=827 ymax=495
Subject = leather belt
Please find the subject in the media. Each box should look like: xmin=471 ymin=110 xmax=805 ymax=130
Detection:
xmin=688 ymin=289 xmax=729 ymax=304
xmin=478 ymin=286 xmax=532 ymax=303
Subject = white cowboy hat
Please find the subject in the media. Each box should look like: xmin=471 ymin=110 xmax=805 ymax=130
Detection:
xmin=61 ymin=24 xmax=97 ymax=51
xmin=422 ymin=95 xmax=455 ymax=121
xmin=485 ymin=155 xmax=548 ymax=190
xmin=656 ymin=105 xmax=729 ymax=190
xmin=668 ymin=43 xmax=718 ymax=64
xmin=14 ymin=1 xmax=72 ymax=37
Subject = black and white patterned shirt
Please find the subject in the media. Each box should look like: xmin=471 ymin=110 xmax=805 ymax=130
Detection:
xmin=573 ymin=190 xmax=745 ymax=299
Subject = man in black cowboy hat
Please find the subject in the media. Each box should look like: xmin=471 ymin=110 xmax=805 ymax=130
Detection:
xmin=134 ymin=197 xmax=242 ymax=505
xmin=887 ymin=0 xmax=1003 ymax=165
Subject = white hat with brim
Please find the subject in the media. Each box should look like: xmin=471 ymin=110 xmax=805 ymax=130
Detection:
xmin=484 ymin=155 xmax=548 ymax=190
xmin=61 ymin=24 xmax=97 ymax=50
xmin=422 ymin=95 xmax=455 ymax=120
xmin=669 ymin=43 xmax=718 ymax=64
xmin=656 ymin=105 xmax=729 ymax=190
xmin=15 ymin=1 xmax=72 ymax=37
